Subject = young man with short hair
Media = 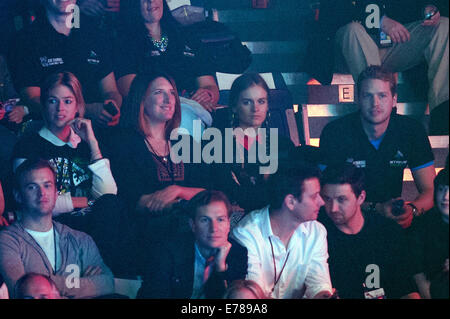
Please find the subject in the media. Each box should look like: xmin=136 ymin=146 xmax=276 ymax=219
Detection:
xmin=320 ymin=66 xmax=436 ymax=228
xmin=232 ymin=165 xmax=334 ymax=299
xmin=138 ymin=190 xmax=247 ymax=299
xmin=319 ymin=163 xmax=420 ymax=299
xmin=0 ymin=159 xmax=114 ymax=299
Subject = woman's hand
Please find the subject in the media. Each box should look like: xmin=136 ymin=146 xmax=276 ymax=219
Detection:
xmin=70 ymin=118 xmax=97 ymax=144
xmin=69 ymin=118 xmax=103 ymax=161
xmin=138 ymin=185 xmax=181 ymax=214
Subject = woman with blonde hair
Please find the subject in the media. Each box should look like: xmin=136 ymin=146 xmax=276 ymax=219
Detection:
xmin=11 ymin=71 xmax=128 ymax=276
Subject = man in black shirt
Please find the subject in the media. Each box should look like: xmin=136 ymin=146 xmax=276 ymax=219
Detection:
xmin=320 ymin=66 xmax=435 ymax=228
xmin=7 ymin=0 xmax=122 ymax=127
xmin=319 ymin=163 xmax=420 ymax=299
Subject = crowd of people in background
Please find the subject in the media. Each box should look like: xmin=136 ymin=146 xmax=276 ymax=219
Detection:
xmin=0 ymin=0 xmax=448 ymax=299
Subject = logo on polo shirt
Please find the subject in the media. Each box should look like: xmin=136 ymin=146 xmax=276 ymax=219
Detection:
xmin=347 ymin=158 xmax=366 ymax=168
xmin=390 ymin=150 xmax=407 ymax=167
xmin=183 ymin=45 xmax=195 ymax=57
xmin=87 ymin=51 xmax=100 ymax=65
xmin=150 ymin=50 xmax=161 ymax=56
xmin=40 ymin=56 xmax=64 ymax=68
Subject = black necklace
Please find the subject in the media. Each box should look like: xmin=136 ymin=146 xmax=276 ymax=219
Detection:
xmin=145 ymin=137 xmax=169 ymax=163
xmin=145 ymin=137 xmax=175 ymax=182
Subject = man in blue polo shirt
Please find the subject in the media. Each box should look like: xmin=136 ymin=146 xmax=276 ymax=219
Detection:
xmin=320 ymin=66 xmax=435 ymax=229
xmin=7 ymin=0 xmax=122 ymax=127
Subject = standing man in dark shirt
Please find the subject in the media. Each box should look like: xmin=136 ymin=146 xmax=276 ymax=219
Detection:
xmin=320 ymin=66 xmax=436 ymax=228
xmin=319 ymin=163 xmax=420 ymax=299
xmin=317 ymin=0 xmax=448 ymax=130
xmin=7 ymin=0 xmax=122 ymax=127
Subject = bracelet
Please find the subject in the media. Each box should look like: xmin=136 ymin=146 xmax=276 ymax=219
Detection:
xmin=407 ymin=203 xmax=420 ymax=217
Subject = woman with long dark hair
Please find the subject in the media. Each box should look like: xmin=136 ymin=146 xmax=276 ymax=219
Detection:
xmin=106 ymin=71 xmax=209 ymax=242
xmin=115 ymin=0 xmax=219 ymax=112
xmin=212 ymin=73 xmax=296 ymax=213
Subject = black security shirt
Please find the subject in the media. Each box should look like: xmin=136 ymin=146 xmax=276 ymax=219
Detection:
xmin=115 ymin=26 xmax=213 ymax=95
xmin=7 ymin=14 xmax=113 ymax=103
xmin=320 ymin=111 xmax=434 ymax=202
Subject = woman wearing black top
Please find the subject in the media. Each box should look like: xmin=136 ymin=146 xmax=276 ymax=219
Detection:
xmin=212 ymin=73 xmax=297 ymax=213
xmin=115 ymin=0 xmax=219 ymax=112
xmin=105 ymin=72 xmax=210 ymax=254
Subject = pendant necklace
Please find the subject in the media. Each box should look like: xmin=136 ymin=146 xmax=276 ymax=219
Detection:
xmin=150 ymin=34 xmax=169 ymax=52
xmin=145 ymin=136 xmax=169 ymax=163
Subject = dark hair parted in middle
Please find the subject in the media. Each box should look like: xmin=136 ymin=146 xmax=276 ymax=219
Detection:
xmin=187 ymin=190 xmax=232 ymax=220
xmin=321 ymin=163 xmax=366 ymax=197
xmin=40 ymin=71 xmax=85 ymax=118
xmin=268 ymin=164 xmax=322 ymax=210
xmin=228 ymin=73 xmax=270 ymax=127
xmin=120 ymin=72 xmax=181 ymax=139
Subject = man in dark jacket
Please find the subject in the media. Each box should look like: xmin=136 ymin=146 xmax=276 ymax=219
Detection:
xmin=138 ymin=190 xmax=247 ymax=299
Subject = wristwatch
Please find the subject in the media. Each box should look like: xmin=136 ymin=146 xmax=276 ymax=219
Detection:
xmin=407 ymin=203 xmax=420 ymax=217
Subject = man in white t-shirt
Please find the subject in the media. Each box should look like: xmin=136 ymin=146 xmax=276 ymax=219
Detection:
xmin=0 ymin=159 xmax=114 ymax=298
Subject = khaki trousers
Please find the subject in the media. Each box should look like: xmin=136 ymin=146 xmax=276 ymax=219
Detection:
xmin=336 ymin=17 xmax=449 ymax=109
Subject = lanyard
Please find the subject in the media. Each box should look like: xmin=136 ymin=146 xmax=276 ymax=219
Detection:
xmin=269 ymin=237 xmax=290 ymax=292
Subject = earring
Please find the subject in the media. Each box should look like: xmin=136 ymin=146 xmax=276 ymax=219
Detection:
xmin=231 ymin=111 xmax=238 ymax=128
xmin=264 ymin=110 xmax=271 ymax=128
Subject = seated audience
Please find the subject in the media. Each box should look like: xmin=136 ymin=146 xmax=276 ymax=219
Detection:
xmin=223 ymin=279 xmax=268 ymax=299
xmin=105 ymin=72 xmax=209 ymax=244
xmin=138 ymin=190 xmax=247 ymax=299
xmin=409 ymin=168 xmax=449 ymax=299
xmin=14 ymin=273 xmax=61 ymax=299
xmin=212 ymin=73 xmax=297 ymax=212
xmin=319 ymin=163 xmax=420 ymax=299
xmin=11 ymin=72 xmax=128 ymax=276
xmin=231 ymin=165 xmax=334 ymax=299
xmin=318 ymin=0 xmax=448 ymax=133
xmin=115 ymin=0 xmax=219 ymax=112
xmin=320 ymin=66 xmax=435 ymax=229
xmin=7 ymin=0 xmax=122 ymax=126
xmin=0 ymin=159 xmax=114 ymax=298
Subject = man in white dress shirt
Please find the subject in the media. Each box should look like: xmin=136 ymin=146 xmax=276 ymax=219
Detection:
xmin=232 ymin=165 xmax=334 ymax=299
